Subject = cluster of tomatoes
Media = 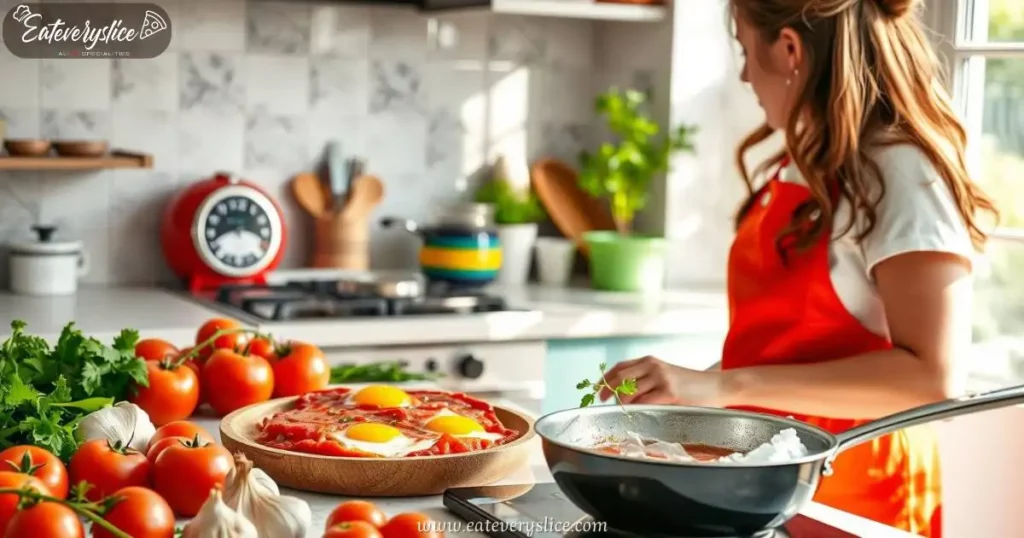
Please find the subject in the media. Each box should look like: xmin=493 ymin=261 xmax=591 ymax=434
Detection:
xmin=131 ymin=317 xmax=330 ymax=424
xmin=324 ymin=500 xmax=443 ymax=538
xmin=0 ymin=421 xmax=227 ymax=537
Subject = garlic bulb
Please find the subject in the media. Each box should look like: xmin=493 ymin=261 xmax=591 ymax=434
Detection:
xmin=76 ymin=402 xmax=156 ymax=452
xmin=223 ymin=453 xmax=311 ymax=538
xmin=182 ymin=489 xmax=258 ymax=538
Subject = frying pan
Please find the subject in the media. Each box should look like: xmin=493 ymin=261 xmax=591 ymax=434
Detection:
xmin=535 ymin=384 xmax=1024 ymax=537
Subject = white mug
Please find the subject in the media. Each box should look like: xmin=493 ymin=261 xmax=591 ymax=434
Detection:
xmin=534 ymin=237 xmax=576 ymax=287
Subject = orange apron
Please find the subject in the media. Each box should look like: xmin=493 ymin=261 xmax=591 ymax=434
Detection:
xmin=721 ymin=161 xmax=942 ymax=537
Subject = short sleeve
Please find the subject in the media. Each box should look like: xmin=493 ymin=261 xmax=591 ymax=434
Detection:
xmin=857 ymin=144 xmax=976 ymax=276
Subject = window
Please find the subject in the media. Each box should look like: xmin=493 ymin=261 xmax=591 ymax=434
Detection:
xmin=930 ymin=0 xmax=1024 ymax=386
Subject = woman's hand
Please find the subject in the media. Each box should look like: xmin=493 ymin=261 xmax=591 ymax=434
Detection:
xmin=598 ymin=356 xmax=726 ymax=407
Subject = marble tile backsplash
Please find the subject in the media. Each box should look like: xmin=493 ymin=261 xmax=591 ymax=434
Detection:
xmin=0 ymin=1 xmax=625 ymax=287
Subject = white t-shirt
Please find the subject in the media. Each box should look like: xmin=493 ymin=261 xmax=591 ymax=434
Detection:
xmin=776 ymin=144 xmax=976 ymax=338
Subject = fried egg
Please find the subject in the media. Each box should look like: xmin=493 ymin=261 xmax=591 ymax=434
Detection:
xmin=347 ymin=385 xmax=413 ymax=408
xmin=330 ymin=422 xmax=436 ymax=457
xmin=422 ymin=409 xmax=505 ymax=442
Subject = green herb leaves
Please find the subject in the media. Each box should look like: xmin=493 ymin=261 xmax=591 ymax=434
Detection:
xmin=0 ymin=321 xmax=149 ymax=460
xmin=577 ymin=362 xmax=637 ymax=409
xmin=474 ymin=177 xmax=546 ymax=225
xmin=578 ymin=88 xmax=697 ymax=234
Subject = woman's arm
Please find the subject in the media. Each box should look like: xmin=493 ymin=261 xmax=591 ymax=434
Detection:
xmin=723 ymin=251 xmax=973 ymax=418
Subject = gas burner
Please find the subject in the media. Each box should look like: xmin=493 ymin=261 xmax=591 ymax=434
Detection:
xmin=206 ymin=279 xmax=510 ymax=321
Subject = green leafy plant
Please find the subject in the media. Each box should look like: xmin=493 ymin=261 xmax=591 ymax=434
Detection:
xmin=475 ymin=177 xmax=546 ymax=225
xmin=576 ymin=363 xmax=637 ymax=410
xmin=579 ymin=88 xmax=697 ymax=234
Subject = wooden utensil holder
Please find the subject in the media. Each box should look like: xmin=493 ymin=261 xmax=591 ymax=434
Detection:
xmin=312 ymin=212 xmax=370 ymax=270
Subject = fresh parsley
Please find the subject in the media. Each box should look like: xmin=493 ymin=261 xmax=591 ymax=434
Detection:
xmin=576 ymin=362 xmax=638 ymax=409
xmin=0 ymin=320 xmax=148 ymax=460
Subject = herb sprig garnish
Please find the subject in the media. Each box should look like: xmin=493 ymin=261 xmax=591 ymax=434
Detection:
xmin=576 ymin=362 xmax=637 ymax=409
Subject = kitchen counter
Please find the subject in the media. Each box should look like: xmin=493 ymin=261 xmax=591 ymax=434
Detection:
xmin=0 ymin=287 xmax=256 ymax=344
xmin=188 ymin=400 xmax=917 ymax=538
xmin=0 ymin=284 xmax=728 ymax=347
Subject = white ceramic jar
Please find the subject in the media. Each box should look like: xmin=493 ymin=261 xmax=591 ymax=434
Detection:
xmin=9 ymin=225 xmax=89 ymax=296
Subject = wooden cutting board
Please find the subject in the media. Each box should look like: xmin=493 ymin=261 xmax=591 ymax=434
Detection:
xmin=530 ymin=158 xmax=616 ymax=256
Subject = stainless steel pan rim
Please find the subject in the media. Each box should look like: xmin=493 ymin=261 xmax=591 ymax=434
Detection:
xmin=535 ymin=404 xmax=840 ymax=469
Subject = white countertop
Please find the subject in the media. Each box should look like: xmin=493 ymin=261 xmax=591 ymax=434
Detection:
xmin=187 ymin=400 xmax=916 ymax=538
xmin=0 ymin=284 xmax=728 ymax=348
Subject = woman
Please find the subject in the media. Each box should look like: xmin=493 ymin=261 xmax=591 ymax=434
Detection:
xmin=599 ymin=0 xmax=999 ymax=536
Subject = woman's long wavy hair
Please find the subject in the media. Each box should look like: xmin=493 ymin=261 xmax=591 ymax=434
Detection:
xmin=730 ymin=0 xmax=998 ymax=257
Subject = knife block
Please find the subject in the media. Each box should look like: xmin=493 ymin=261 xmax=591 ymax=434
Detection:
xmin=312 ymin=212 xmax=370 ymax=270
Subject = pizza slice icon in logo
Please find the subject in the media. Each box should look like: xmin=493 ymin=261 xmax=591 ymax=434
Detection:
xmin=138 ymin=10 xmax=167 ymax=40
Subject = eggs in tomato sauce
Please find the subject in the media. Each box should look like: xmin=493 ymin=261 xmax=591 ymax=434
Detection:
xmin=422 ymin=409 xmax=505 ymax=442
xmin=329 ymin=422 xmax=437 ymax=457
xmin=347 ymin=385 xmax=414 ymax=408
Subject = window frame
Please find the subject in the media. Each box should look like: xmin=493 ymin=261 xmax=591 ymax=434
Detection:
xmin=929 ymin=0 xmax=1024 ymax=245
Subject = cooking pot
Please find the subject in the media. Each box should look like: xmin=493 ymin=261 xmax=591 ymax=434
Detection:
xmin=534 ymin=384 xmax=1024 ymax=537
xmin=380 ymin=203 xmax=502 ymax=288
xmin=8 ymin=225 xmax=89 ymax=296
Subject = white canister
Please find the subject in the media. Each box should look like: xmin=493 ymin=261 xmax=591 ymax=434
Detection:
xmin=9 ymin=226 xmax=89 ymax=296
xmin=496 ymin=223 xmax=539 ymax=286
xmin=534 ymin=237 xmax=577 ymax=287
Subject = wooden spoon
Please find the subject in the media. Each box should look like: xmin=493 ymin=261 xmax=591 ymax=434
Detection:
xmin=341 ymin=175 xmax=385 ymax=221
xmin=291 ymin=172 xmax=329 ymax=219
xmin=530 ymin=158 xmax=616 ymax=256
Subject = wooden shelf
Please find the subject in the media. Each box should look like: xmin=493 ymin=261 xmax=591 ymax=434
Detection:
xmin=490 ymin=0 xmax=666 ymax=21
xmin=0 ymin=150 xmax=153 ymax=171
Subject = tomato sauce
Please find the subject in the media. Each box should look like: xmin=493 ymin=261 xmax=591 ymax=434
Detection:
xmin=256 ymin=388 xmax=521 ymax=458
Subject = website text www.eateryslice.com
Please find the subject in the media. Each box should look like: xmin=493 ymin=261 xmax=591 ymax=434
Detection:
xmin=420 ymin=518 xmax=608 ymax=534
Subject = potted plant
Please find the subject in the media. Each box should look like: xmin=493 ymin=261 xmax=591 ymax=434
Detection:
xmin=578 ymin=88 xmax=697 ymax=292
xmin=475 ymin=166 xmax=546 ymax=286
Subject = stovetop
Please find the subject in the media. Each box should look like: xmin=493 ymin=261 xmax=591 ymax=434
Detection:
xmin=205 ymin=280 xmax=511 ymax=321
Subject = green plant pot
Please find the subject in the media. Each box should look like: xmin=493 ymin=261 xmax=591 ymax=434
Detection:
xmin=583 ymin=231 xmax=667 ymax=292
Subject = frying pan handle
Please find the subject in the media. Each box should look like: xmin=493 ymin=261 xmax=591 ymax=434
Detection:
xmin=824 ymin=384 xmax=1024 ymax=475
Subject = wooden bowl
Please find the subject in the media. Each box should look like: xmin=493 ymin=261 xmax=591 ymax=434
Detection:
xmin=220 ymin=396 xmax=536 ymax=497
xmin=4 ymin=139 xmax=51 ymax=157
xmin=53 ymin=140 xmax=109 ymax=157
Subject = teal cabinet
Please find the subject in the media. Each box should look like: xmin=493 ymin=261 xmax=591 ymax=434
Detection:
xmin=542 ymin=335 xmax=724 ymax=415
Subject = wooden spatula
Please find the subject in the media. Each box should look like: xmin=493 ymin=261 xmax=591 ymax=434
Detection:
xmin=291 ymin=172 xmax=329 ymax=219
xmin=342 ymin=175 xmax=385 ymax=221
xmin=530 ymin=158 xmax=616 ymax=256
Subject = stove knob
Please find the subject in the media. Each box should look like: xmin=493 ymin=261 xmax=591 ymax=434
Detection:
xmin=425 ymin=358 xmax=439 ymax=372
xmin=457 ymin=354 xmax=484 ymax=379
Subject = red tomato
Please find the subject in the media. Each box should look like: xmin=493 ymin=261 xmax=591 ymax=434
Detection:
xmin=148 ymin=421 xmax=213 ymax=452
xmin=134 ymin=338 xmax=178 ymax=361
xmin=196 ymin=318 xmax=243 ymax=354
xmin=91 ymin=486 xmax=175 ymax=538
xmin=272 ymin=342 xmax=329 ymax=398
xmin=131 ymin=360 xmax=200 ymax=426
xmin=4 ymin=501 xmax=83 ymax=538
xmin=202 ymin=349 xmax=274 ymax=416
xmin=244 ymin=337 xmax=280 ymax=361
xmin=146 ymin=436 xmax=189 ymax=462
xmin=324 ymin=521 xmax=384 ymax=538
xmin=379 ymin=512 xmax=443 ymax=538
xmin=327 ymin=500 xmax=388 ymax=529
xmin=0 ymin=472 xmax=50 ymax=530
xmin=152 ymin=437 xmax=232 ymax=516
xmin=175 ymin=346 xmax=202 ymax=377
xmin=68 ymin=439 xmax=151 ymax=502
xmin=0 ymin=445 xmax=69 ymax=499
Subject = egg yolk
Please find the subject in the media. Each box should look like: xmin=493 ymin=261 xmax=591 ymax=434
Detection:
xmin=352 ymin=385 xmax=411 ymax=408
xmin=425 ymin=415 xmax=485 ymax=436
xmin=345 ymin=423 xmax=402 ymax=443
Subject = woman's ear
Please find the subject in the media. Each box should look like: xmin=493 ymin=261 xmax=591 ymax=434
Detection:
xmin=776 ymin=27 xmax=804 ymax=74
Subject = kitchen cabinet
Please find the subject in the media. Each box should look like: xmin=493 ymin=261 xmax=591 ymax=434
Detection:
xmin=542 ymin=334 xmax=724 ymax=414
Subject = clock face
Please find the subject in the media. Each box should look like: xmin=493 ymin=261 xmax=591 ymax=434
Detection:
xmin=199 ymin=194 xmax=275 ymax=272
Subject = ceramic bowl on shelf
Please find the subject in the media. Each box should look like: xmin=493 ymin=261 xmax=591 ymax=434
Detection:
xmin=4 ymin=139 xmax=52 ymax=157
xmin=53 ymin=140 xmax=109 ymax=157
